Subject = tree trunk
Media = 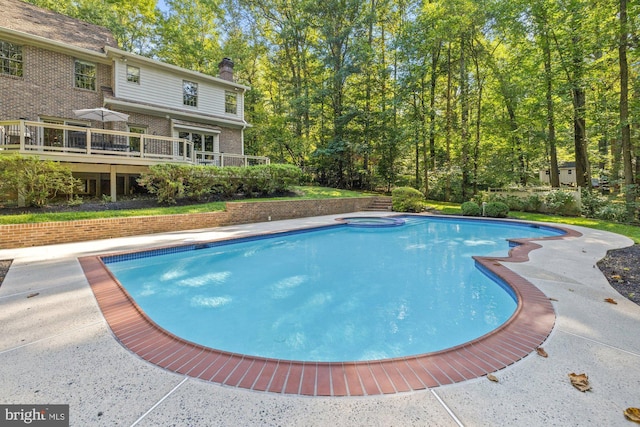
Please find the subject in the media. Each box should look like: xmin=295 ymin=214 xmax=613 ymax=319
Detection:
xmin=619 ymin=0 xmax=634 ymax=217
xmin=573 ymin=86 xmax=590 ymax=188
xmin=423 ymin=42 xmax=441 ymax=197
xmin=541 ymin=22 xmax=559 ymax=187
xmin=460 ymin=33 xmax=471 ymax=201
xmin=445 ymin=43 xmax=453 ymax=202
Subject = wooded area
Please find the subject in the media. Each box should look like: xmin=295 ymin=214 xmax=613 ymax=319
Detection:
xmin=27 ymin=0 xmax=639 ymax=213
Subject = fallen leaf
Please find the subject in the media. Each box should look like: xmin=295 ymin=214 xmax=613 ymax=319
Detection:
xmin=27 ymin=293 xmax=39 ymax=298
xmin=604 ymin=298 xmax=617 ymax=305
xmin=624 ymin=407 xmax=640 ymax=423
xmin=536 ymin=347 xmax=548 ymax=358
xmin=612 ymin=274 xmax=622 ymax=280
xmin=568 ymin=372 xmax=591 ymax=392
xmin=487 ymin=374 xmax=499 ymax=383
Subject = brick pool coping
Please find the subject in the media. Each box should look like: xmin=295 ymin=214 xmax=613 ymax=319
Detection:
xmin=79 ymin=218 xmax=581 ymax=397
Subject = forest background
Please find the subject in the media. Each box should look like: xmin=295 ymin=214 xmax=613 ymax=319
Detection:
xmin=25 ymin=0 xmax=639 ymax=215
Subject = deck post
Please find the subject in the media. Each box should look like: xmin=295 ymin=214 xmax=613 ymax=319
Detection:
xmin=110 ymin=165 xmax=117 ymax=202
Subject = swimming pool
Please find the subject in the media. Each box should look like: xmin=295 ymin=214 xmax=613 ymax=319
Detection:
xmin=103 ymin=216 xmax=561 ymax=362
xmin=81 ymin=214 xmax=576 ymax=395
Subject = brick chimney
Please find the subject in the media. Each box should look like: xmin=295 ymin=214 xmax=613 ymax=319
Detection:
xmin=218 ymin=58 xmax=234 ymax=82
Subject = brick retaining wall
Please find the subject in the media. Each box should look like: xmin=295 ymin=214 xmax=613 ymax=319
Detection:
xmin=0 ymin=197 xmax=383 ymax=249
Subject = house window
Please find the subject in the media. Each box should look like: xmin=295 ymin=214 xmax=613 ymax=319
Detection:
xmin=225 ymin=91 xmax=237 ymax=114
xmin=74 ymin=60 xmax=96 ymax=90
xmin=126 ymin=65 xmax=140 ymax=84
xmin=183 ymin=81 xmax=198 ymax=107
xmin=568 ymin=169 xmax=573 ymax=174
xmin=0 ymin=40 xmax=23 ymax=77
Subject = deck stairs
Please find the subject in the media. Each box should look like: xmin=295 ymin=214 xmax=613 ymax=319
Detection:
xmin=364 ymin=197 xmax=393 ymax=211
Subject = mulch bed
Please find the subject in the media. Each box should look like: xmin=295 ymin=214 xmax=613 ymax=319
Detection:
xmin=597 ymin=244 xmax=640 ymax=306
xmin=0 ymin=259 xmax=12 ymax=286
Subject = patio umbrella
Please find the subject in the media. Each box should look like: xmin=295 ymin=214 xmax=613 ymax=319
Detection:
xmin=73 ymin=107 xmax=129 ymax=128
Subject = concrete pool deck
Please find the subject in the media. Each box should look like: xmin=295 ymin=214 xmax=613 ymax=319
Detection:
xmin=0 ymin=213 xmax=639 ymax=426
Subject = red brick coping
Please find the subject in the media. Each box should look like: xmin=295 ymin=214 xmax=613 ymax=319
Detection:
xmin=79 ymin=219 xmax=581 ymax=396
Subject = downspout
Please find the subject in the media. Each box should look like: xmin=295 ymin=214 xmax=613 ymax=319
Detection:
xmin=241 ymin=87 xmax=247 ymax=157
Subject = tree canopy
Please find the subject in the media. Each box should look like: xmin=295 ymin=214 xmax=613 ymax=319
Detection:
xmin=26 ymin=0 xmax=639 ymax=214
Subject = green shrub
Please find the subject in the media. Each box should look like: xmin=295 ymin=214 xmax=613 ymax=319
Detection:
xmin=580 ymin=188 xmax=608 ymax=218
xmin=268 ymin=163 xmax=303 ymax=193
xmin=595 ymin=204 xmax=628 ymax=222
xmin=500 ymin=194 xmax=524 ymax=211
xmin=544 ymin=190 xmax=579 ymax=215
xmin=484 ymin=201 xmax=509 ymax=218
xmin=209 ymin=167 xmax=242 ymax=198
xmin=522 ymin=194 xmax=543 ymax=212
xmin=137 ymin=164 xmax=188 ymax=204
xmin=184 ymin=166 xmax=217 ymax=201
xmin=392 ymin=187 xmax=425 ymax=212
xmin=0 ymin=155 xmax=80 ymax=207
xmin=239 ymin=165 xmax=272 ymax=196
xmin=461 ymin=201 xmax=481 ymax=216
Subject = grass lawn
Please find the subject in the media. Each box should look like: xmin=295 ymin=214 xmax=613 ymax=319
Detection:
xmin=426 ymin=200 xmax=640 ymax=244
xmin=0 ymin=186 xmax=369 ymax=225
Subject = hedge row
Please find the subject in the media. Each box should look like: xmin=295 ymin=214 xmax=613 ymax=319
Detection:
xmin=137 ymin=163 xmax=303 ymax=204
xmin=461 ymin=201 xmax=510 ymax=218
xmin=472 ymin=190 xmax=580 ymax=216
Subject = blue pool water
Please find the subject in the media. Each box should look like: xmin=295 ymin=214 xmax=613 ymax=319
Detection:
xmin=105 ymin=216 xmax=562 ymax=362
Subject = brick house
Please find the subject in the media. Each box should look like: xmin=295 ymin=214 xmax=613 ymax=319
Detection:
xmin=0 ymin=0 xmax=266 ymax=201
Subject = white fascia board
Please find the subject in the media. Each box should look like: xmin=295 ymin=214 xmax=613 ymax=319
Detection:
xmin=104 ymin=46 xmax=251 ymax=91
xmin=0 ymin=27 xmax=110 ymax=64
xmin=106 ymin=98 xmax=252 ymax=128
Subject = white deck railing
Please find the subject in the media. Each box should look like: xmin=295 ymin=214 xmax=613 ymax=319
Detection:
xmin=0 ymin=120 xmax=269 ymax=167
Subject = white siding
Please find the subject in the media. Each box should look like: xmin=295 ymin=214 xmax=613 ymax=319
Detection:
xmin=113 ymin=60 xmax=243 ymax=120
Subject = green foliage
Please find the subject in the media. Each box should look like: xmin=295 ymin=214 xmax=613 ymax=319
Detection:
xmin=137 ymin=163 xmax=302 ymax=204
xmin=184 ymin=165 xmax=217 ymax=200
xmin=484 ymin=201 xmax=509 ymax=218
xmin=461 ymin=201 xmax=481 ymax=216
xmin=0 ymin=155 xmax=80 ymax=207
xmin=595 ymin=204 xmax=628 ymax=222
xmin=240 ymin=165 xmax=272 ymax=196
xmin=262 ymin=164 xmax=304 ymax=193
xmin=392 ymin=187 xmax=426 ymax=212
xmin=544 ymin=190 xmax=579 ymax=216
xmin=137 ymin=164 xmax=188 ymax=205
xmin=522 ymin=194 xmax=543 ymax=213
xmin=426 ymin=168 xmax=464 ymax=203
xmin=23 ymin=0 xmax=640 ymax=205
xmin=580 ymin=188 xmax=608 ymax=218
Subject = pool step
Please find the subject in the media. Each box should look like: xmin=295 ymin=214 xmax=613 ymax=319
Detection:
xmin=364 ymin=197 xmax=393 ymax=211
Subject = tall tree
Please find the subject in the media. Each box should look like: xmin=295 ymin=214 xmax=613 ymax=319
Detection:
xmin=154 ymin=0 xmax=223 ymax=74
xmin=309 ymin=0 xmax=364 ymax=187
xmin=619 ymin=0 xmax=635 ymax=218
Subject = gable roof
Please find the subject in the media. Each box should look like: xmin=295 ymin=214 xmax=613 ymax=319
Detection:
xmin=0 ymin=0 xmax=117 ymax=52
